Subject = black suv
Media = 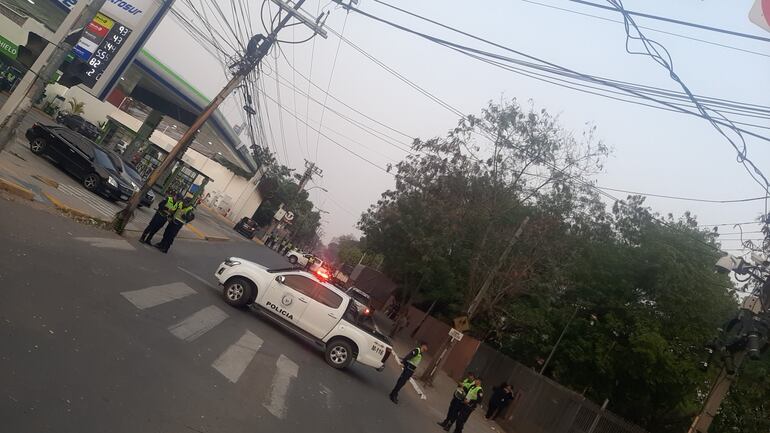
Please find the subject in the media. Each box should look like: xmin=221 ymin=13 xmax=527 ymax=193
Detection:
xmin=234 ymin=217 xmax=258 ymax=239
xmin=56 ymin=113 xmax=101 ymax=141
xmin=26 ymin=123 xmax=139 ymax=202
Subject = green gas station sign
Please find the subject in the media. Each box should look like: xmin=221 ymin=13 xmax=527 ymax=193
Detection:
xmin=0 ymin=35 xmax=19 ymax=60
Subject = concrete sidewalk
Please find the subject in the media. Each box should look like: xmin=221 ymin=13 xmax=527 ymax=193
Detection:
xmin=378 ymin=315 xmax=503 ymax=433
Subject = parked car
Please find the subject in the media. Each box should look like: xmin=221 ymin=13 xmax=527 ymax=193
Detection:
xmin=119 ymin=160 xmax=155 ymax=207
xmin=234 ymin=217 xmax=258 ymax=239
xmin=215 ymin=258 xmax=392 ymax=370
xmin=56 ymin=113 xmax=101 ymax=141
xmin=346 ymin=287 xmax=373 ymax=316
xmin=25 ymin=123 xmax=136 ymax=201
xmin=286 ymin=249 xmax=323 ymax=270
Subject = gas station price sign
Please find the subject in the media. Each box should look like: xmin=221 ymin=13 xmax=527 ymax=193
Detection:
xmin=72 ymin=13 xmax=132 ymax=88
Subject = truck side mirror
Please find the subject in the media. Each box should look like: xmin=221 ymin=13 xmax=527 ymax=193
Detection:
xmin=275 ymin=275 xmax=286 ymax=284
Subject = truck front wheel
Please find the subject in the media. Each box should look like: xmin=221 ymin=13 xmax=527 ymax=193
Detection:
xmin=223 ymin=277 xmax=255 ymax=308
xmin=325 ymin=339 xmax=355 ymax=369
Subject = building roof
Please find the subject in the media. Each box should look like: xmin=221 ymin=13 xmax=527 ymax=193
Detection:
xmin=127 ymin=49 xmax=258 ymax=171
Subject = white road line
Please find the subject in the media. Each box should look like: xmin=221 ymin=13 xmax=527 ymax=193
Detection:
xmin=168 ymin=305 xmax=228 ymax=341
xmin=177 ymin=266 xmax=218 ymax=290
xmin=58 ymin=184 xmax=116 ymax=217
xmin=263 ymin=354 xmax=299 ymax=419
xmin=74 ymin=236 xmax=135 ymax=250
xmin=121 ymin=282 xmax=197 ymax=310
xmin=212 ymin=331 xmax=263 ymax=383
xmin=320 ymin=384 xmax=334 ymax=409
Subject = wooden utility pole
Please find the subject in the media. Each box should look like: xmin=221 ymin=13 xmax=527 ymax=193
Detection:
xmin=687 ymin=352 xmax=745 ymax=433
xmin=421 ymin=217 xmax=530 ymax=385
xmin=113 ymin=0 xmax=326 ymax=233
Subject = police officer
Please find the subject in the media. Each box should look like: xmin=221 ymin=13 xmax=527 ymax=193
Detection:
xmin=454 ymin=378 xmax=483 ymax=433
xmin=438 ymin=372 xmax=477 ymax=430
xmin=155 ymin=197 xmax=195 ymax=253
xmin=140 ymin=192 xmax=181 ymax=245
xmin=389 ymin=342 xmax=428 ymax=404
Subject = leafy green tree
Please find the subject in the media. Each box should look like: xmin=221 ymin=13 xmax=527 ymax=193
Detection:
xmin=359 ymin=99 xmax=743 ymax=433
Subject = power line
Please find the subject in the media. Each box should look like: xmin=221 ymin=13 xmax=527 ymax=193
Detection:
xmin=272 ymin=56 xmax=415 ymax=154
xmin=257 ymin=86 xmax=393 ymax=174
xmin=277 ymin=46 xmax=417 ymax=141
xmin=516 ymin=0 xmax=770 ymax=59
xmin=314 ymin=10 xmax=349 ymax=162
xmin=566 ymin=0 xmax=770 ymax=44
xmin=607 ymin=0 xmax=770 ymax=197
xmin=335 ymin=0 xmax=770 ymax=197
xmin=591 ymin=186 xmax=767 ymax=204
xmin=340 ymin=1 xmax=770 ymax=141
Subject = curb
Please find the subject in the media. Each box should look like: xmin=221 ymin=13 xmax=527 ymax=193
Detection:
xmin=0 ymin=177 xmax=35 ymax=201
xmin=43 ymin=191 xmax=110 ymax=225
xmin=185 ymin=224 xmax=208 ymax=240
xmin=32 ymin=174 xmax=59 ymax=188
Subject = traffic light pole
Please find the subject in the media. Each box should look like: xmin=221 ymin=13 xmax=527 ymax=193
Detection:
xmin=113 ymin=0 xmax=321 ymax=233
xmin=0 ymin=0 xmax=107 ymax=153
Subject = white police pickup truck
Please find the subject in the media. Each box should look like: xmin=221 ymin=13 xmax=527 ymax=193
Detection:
xmin=215 ymin=257 xmax=393 ymax=370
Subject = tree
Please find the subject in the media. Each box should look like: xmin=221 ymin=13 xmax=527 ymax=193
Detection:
xmin=359 ymin=98 xmax=608 ymax=318
xmin=358 ymin=99 xmax=743 ymax=433
xmin=67 ymin=97 xmax=85 ymax=115
xmin=251 ymin=146 xmax=321 ymax=246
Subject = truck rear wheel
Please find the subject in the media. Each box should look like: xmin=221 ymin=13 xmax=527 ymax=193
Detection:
xmin=325 ymin=339 xmax=355 ymax=369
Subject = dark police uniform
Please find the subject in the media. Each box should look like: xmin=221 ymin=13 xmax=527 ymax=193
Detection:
xmin=454 ymin=383 xmax=483 ymax=433
xmin=156 ymin=203 xmax=195 ymax=253
xmin=140 ymin=196 xmax=181 ymax=244
xmin=438 ymin=376 xmax=475 ymax=430
xmin=389 ymin=346 xmax=423 ymax=403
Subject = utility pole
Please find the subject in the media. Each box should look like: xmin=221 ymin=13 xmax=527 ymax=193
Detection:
xmin=687 ymin=352 xmax=746 ymax=433
xmin=0 ymin=0 xmax=107 ymax=152
xmin=420 ymin=216 xmax=530 ymax=385
xmin=297 ymin=159 xmax=323 ymax=193
xmin=113 ymin=0 xmax=327 ymax=233
xmin=540 ymin=304 xmax=579 ymax=375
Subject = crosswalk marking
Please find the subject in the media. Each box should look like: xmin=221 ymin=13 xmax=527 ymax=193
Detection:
xmin=58 ymin=184 xmax=117 ymax=218
xmin=168 ymin=305 xmax=229 ymax=341
xmin=263 ymin=354 xmax=299 ymax=419
xmin=121 ymin=282 xmax=196 ymax=309
xmin=212 ymin=331 xmax=264 ymax=383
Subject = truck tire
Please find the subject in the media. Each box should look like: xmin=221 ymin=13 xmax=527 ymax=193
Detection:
xmin=325 ymin=339 xmax=355 ymax=369
xmin=222 ymin=277 xmax=255 ymax=308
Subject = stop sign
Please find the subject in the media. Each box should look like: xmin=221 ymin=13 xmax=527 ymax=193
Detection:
xmin=749 ymin=0 xmax=770 ymax=33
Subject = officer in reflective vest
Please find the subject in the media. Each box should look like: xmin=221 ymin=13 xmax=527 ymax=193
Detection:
xmin=454 ymin=379 xmax=484 ymax=433
xmin=140 ymin=193 xmax=182 ymax=245
xmin=156 ymin=198 xmax=195 ymax=253
xmin=389 ymin=342 xmax=428 ymax=404
xmin=438 ymin=372 xmax=477 ymax=430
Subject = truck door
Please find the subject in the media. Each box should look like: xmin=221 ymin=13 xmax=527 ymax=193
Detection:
xmin=262 ymin=274 xmax=315 ymax=326
xmin=302 ymin=283 xmax=345 ymax=339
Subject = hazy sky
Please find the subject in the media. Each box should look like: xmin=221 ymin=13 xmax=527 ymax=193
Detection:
xmin=144 ymin=0 xmax=770 ymax=251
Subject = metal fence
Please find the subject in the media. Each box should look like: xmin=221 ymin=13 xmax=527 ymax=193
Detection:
xmin=467 ymin=343 xmax=650 ymax=433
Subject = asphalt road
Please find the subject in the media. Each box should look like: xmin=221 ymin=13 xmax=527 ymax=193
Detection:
xmin=0 ymin=196 xmax=436 ymax=433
